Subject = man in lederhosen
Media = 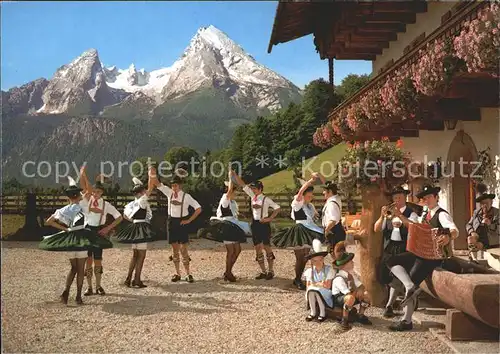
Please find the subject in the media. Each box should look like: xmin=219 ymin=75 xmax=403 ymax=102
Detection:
xmin=79 ymin=170 xmax=122 ymax=296
xmin=466 ymin=184 xmax=499 ymax=262
xmin=233 ymin=174 xmax=281 ymax=280
xmin=157 ymin=175 xmax=202 ymax=283
xmin=374 ymin=185 xmax=418 ymax=318
xmin=321 ymin=181 xmax=346 ymax=250
xmin=386 ymin=184 xmax=458 ymax=331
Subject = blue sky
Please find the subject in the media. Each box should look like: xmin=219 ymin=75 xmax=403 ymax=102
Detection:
xmin=1 ymin=1 xmax=372 ymax=90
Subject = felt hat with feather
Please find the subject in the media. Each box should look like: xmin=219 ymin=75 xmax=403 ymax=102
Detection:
xmin=416 ymin=184 xmax=441 ymax=199
xmin=131 ymin=177 xmax=146 ymax=193
xmin=65 ymin=176 xmax=82 ymax=197
xmin=305 ymin=239 xmax=329 ymax=260
xmin=475 ymin=183 xmax=496 ymax=203
xmin=333 ymin=241 xmax=355 ymax=267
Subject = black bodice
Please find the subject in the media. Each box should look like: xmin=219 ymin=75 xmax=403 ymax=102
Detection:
xmin=131 ymin=208 xmax=147 ymax=220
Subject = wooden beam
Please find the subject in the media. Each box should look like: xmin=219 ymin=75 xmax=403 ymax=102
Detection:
xmin=356 ymin=12 xmax=417 ymax=24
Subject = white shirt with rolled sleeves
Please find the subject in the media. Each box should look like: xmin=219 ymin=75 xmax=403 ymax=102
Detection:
xmin=322 ymin=195 xmax=342 ymax=228
xmin=291 ymin=196 xmax=317 ymax=221
xmin=331 ymin=270 xmax=363 ymax=296
xmin=83 ymin=197 xmax=121 ymax=227
xmin=242 ymin=185 xmax=280 ymax=220
xmin=216 ymin=193 xmax=238 ymax=218
xmin=382 ymin=206 xmax=419 ymax=241
xmin=123 ymin=195 xmax=152 ymax=222
xmin=157 ymin=183 xmax=201 ymax=218
xmin=420 ymin=205 xmax=459 ymax=236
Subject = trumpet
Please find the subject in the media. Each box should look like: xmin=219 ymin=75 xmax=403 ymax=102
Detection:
xmin=385 ymin=202 xmax=397 ymax=218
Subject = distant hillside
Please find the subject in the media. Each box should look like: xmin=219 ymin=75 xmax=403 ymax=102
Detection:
xmin=261 ymin=144 xmax=347 ymax=193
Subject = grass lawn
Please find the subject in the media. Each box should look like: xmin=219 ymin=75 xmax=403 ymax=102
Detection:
xmin=1 ymin=215 xmax=25 ymax=239
xmin=261 ymin=144 xmax=347 ymax=193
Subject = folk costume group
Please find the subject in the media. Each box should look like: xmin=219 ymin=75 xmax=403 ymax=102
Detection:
xmin=38 ymin=164 xmax=496 ymax=333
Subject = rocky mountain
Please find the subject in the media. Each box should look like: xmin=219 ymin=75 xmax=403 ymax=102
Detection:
xmin=2 ymin=25 xmax=302 ymax=184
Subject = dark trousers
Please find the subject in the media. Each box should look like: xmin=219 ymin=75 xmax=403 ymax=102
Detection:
xmin=386 ymin=252 xmax=442 ymax=286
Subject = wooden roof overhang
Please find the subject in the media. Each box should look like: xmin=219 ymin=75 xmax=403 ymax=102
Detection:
xmin=268 ymin=1 xmax=429 ymax=60
xmin=324 ymin=1 xmax=499 ymax=142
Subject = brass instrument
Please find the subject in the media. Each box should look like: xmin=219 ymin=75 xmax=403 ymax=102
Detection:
xmin=385 ymin=202 xmax=397 ymax=218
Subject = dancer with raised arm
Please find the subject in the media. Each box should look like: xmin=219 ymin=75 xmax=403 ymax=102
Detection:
xmin=156 ymin=171 xmax=202 ymax=283
xmin=272 ymin=172 xmax=324 ymax=290
xmin=115 ymin=166 xmax=157 ymax=288
xmin=79 ymin=169 xmax=122 ymax=296
xmin=199 ymin=170 xmax=251 ymax=282
xmin=233 ymin=173 xmax=281 ymax=280
xmin=39 ymin=174 xmax=113 ymax=305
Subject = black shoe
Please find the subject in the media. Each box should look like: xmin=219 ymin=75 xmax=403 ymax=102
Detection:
xmin=383 ymin=306 xmax=395 ymax=318
xmin=185 ymin=275 xmax=194 ymax=283
xmin=255 ymin=272 xmax=267 ymax=280
xmin=60 ymin=290 xmax=69 ymax=305
xmin=132 ymin=280 xmax=147 ymax=288
xmin=340 ymin=318 xmax=351 ymax=330
xmin=265 ymin=271 xmax=274 ymax=280
xmin=316 ymin=315 xmax=327 ymax=323
xmin=83 ymin=288 xmax=93 ymax=296
xmin=305 ymin=315 xmax=316 ymax=322
xmin=389 ymin=320 xmax=413 ymax=331
xmin=224 ymin=273 xmax=237 ymax=282
xmin=400 ymin=286 xmax=421 ymax=308
xmin=357 ymin=314 xmax=372 ymax=325
xmin=171 ymin=274 xmax=181 ymax=282
xmin=75 ymin=296 xmax=84 ymax=305
xmin=293 ymin=278 xmax=306 ymax=290
xmin=124 ymin=278 xmax=132 ymax=287
xmin=96 ymin=287 xmax=106 ymax=296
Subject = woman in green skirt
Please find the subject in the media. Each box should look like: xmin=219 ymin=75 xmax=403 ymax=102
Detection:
xmin=115 ymin=167 xmax=157 ymax=288
xmin=272 ymin=172 xmax=325 ymax=290
xmin=39 ymin=175 xmax=113 ymax=305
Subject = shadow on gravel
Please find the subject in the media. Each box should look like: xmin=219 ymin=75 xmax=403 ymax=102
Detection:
xmin=100 ymin=292 xmax=238 ymax=316
xmin=154 ymin=277 xmax=296 ymax=295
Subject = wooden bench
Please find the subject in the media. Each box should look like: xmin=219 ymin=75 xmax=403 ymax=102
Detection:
xmin=420 ymin=257 xmax=500 ymax=340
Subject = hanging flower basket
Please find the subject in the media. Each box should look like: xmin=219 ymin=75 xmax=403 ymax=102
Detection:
xmin=359 ymin=88 xmax=389 ymax=125
xmin=346 ymin=103 xmax=368 ymax=132
xmin=335 ymin=139 xmax=412 ymax=196
xmin=454 ymin=2 xmax=500 ymax=76
xmin=380 ymin=65 xmax=420 ymax=120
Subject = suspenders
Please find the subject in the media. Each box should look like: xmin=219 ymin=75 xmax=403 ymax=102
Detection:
xmin=90 ymin=197 xmax=106 ymax=226
xmin=170 ymin=192 xmax=187 ymax=218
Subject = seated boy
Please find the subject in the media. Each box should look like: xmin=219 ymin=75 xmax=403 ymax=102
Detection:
xmin=331 ymin=241 xmax=372 ymax=330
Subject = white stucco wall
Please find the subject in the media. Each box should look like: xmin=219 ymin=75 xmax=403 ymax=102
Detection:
xmin=373 ymin=2 xmax=456 ymax=73
xmin=402 ymin=108 xmax=500 ymax=213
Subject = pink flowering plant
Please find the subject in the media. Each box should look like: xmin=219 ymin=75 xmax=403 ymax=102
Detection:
xmin=346 ymin=102 xmax=368 ymax=132
xmin=335 ymin=138 xmax=411 ymax=195
xmin=454 ymin=2 xmax=500 ymax=75
xmin=380 ymin=66 xmax=419 ymax=120
xmin=359 ymin=88 xmax=389 ymax=124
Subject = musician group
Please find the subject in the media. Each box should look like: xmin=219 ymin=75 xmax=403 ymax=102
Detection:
xmin=39 ymin=165 xmax=499 ymax=332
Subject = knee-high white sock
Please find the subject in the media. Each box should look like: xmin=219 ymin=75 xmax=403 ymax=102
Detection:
xmin=315 ymin=293 xmax=326 ymax=317
xmin=386 ymin=286 xmax=398 ymax=308
xmin=308 ymin=292 xmax=318 ymax=316
xmin=390 ymin=265 xmax=414 ymax=291
xmin=403 ymin=297 xmax=416 ymax=323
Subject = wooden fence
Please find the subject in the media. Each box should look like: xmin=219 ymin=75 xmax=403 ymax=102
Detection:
xmin=0 ymin=192 xmax=362 ymax=216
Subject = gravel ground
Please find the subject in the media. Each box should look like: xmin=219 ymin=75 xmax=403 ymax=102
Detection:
xmin=2 ymin=239 xmax=452 ymax=353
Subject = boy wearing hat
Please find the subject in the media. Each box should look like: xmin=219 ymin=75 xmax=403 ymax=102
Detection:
xmin=466 ymin=184 xmax=499 ymax=261
xmin=79 ymin=169 xmax=123 ymax=296
xmin=386 ymin=184 xmax=458 ymax=331
xmin=321 ymin=181 xmax=346 ymax=248
xmin=303 ymin=239 xmax=335 ymax=322
xmin=233 ymin=174 xmax=281 ymax=280
xmin=156 ymin=173 xmax=202 ymax=283
xmin=331 ymin=241 xmax=372 ymax=330
xmin=374 ymin=185 xmax=418 ymax=317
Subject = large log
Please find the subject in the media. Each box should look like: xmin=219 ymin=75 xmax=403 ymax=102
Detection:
xmin=357 ymin=185 xmax=389 ymax=307
xmin=420 ymin=265 xmax=500 ymax=329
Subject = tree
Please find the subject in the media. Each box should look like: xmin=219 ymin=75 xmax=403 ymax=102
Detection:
xmin=336 ymin=74 xmax=371 ymax=101
xmin=164 ymin=146 xmax=200 ymax=172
